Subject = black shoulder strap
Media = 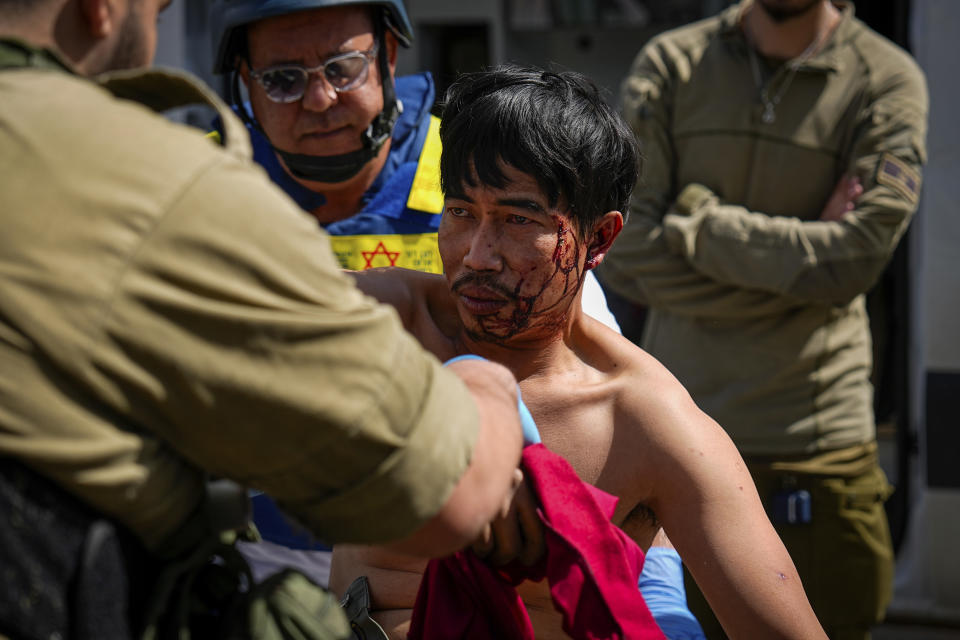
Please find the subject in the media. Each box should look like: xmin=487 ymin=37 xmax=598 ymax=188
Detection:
xmin=0 ymin=38 xmax=72 ymax=72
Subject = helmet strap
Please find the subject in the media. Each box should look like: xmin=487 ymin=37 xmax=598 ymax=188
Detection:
xmin=230 ymin=15 xmax=401 ymax=185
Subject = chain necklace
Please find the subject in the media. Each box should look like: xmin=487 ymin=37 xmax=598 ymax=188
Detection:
xmin=747 ymin=30 xmax=825 ymax=124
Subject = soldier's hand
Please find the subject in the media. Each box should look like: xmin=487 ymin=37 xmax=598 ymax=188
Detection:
xmin=820 ymin=174 xmax=862 ymax=221
xmin=472 ymin=468 xmax=545 ymax=567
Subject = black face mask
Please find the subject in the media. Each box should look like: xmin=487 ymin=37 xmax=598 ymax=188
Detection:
xmin=231 ymin=20 xmax=400 ymax=184
xmin=272 ymin=96 xmax=400 ymax=183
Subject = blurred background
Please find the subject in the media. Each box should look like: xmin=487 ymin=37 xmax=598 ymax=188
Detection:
xmin=154 ymin=1 xmax=960 ymax=635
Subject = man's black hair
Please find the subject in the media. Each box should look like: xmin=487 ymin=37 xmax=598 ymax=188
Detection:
xmin=438 ymin=64 xmax=641 ymax=234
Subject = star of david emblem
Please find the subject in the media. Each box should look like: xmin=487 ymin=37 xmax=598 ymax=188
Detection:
xmin=361 ymin=241 xmax=401 ymax=269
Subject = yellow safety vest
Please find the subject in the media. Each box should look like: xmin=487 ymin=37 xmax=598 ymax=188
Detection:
xmin=330 ymin=115 xmax=445 ymax=274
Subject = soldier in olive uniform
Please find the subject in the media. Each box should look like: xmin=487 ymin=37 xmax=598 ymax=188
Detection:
xmin=0 ymin=0 xmax=529 ymax=637
xmin=597 ymin=1 xmax=928 ymax=638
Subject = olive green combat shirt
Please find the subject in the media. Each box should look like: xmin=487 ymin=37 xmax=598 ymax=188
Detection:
xmin=0 ymin=40 xmax=478 ymax=551
xmin=598 ymin=2 xmax=928 ymax=456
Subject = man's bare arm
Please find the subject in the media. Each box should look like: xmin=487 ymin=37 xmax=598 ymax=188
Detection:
xmin=331 ymin=472 xmax=544 ymax=640
xmin=330 ymin=544 xmax=425 ymax=640
xmin=630 ymin=367 xmax=827 ymax=639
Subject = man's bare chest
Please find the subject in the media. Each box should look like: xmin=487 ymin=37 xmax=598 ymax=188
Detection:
xmin=523 ymin=388 xmax=652 ymax=529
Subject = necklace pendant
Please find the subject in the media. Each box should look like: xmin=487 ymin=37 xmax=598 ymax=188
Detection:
xmin=761 ymin=103 xmax=776 ymax=124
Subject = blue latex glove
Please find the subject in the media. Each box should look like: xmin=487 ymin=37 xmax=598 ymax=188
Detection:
xmin=639 ymin=546 xmax=706 ymax=640
xmin=444 ymin=354 xmax=541 ymax=446
xmin=515 ymin=388 xmax=541 ymax=446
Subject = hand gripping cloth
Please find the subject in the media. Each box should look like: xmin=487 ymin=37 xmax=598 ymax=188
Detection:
xmin=407 ymin=443 xmax=666 ymax=640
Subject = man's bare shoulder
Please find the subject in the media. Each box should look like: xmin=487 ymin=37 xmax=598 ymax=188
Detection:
xmin=574 ymin=315 xmax=752 ymax=511
xmin=576 ymin=314 xmax=692 ymax=407
xmin=573 ymin=314 xmax=724 ymax=468
xmin=350 ymin=267 xmax=433 ymax=307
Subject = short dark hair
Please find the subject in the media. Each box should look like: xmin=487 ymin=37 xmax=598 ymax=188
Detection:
xmin=439 ymin=64 xmax=640 ymax=234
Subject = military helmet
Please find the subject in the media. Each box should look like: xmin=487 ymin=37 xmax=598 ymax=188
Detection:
xmin=211 ymin=0 xmax=413 ymax=74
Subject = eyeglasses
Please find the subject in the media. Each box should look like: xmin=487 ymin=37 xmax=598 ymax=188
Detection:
xmin=249 ymin=43 xmax=379 ymax=103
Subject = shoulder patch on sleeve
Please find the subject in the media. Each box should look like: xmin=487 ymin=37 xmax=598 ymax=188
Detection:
xmin=876 ymin=152 xmax=921 ymax=203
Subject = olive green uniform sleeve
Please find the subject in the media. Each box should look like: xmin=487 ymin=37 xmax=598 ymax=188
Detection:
xmin=102 ymin=156 xmax=478 ymax=545
xmin=600 ymin=25 xmax=928 ymax=314
xmin=599 ymin=41 xmax=806 ymax=319
xmin=0 ymin=67 xmax=476 ymax=549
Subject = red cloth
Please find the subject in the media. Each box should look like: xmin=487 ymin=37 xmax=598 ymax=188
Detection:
xmin=407 ymin=444 xmax=666 ymax=640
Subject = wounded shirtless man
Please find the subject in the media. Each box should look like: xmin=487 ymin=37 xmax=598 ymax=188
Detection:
xmin=330 ymin=64 xmax=826 ymax=640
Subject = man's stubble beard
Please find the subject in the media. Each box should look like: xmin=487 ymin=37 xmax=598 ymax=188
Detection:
xmin=102 ymin=3 xmax=152 ymax=73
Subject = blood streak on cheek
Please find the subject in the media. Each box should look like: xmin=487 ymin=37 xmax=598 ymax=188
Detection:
xmin=550 ymin=216 xmax=585 ymax=304
xmin=552 ymin=219 xmax=566 ymax=263
xmin=552 ymin=217 xmax=582 ymax=273
xmin=476 ymin=217 xmax=583 ymax=340
xmin=474 ymin=277 xmax=536 ymax=340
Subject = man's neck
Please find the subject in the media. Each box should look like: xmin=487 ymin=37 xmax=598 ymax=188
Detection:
xmin=456 ymin=309 xmax=586 ymax=384
xmin=307 ymin=189 xmax=369 ymax=224
xmin=742 ymin=0 xmax=841 ymax=60
xmin=0 ymin=7 xmax=55 ymax=50
xmin=0 ymin=5 xmax=99 ymax=75
xmin=291 ymin=138 xmax=392 ymax=225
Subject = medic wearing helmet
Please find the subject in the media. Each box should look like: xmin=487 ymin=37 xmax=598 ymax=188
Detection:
xmin=209 ymin=0 xmax=450 ymax=593
xmin=211 ymin=0 xmax=446 ymax=273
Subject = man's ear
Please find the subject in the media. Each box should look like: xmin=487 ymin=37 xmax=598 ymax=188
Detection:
xmin=238 ymin=58 xmax=251 ymax=89
xmin=79 ymin=0 xmax=120 ymax=39
xmin=385 ymin=32 xmax=399 ymax=77
xmin=584 ymin=211 xmax=624 ymax=270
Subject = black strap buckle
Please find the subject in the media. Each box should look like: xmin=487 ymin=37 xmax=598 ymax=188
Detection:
xmin=340 ymin=576 xmax=390 ymax=640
